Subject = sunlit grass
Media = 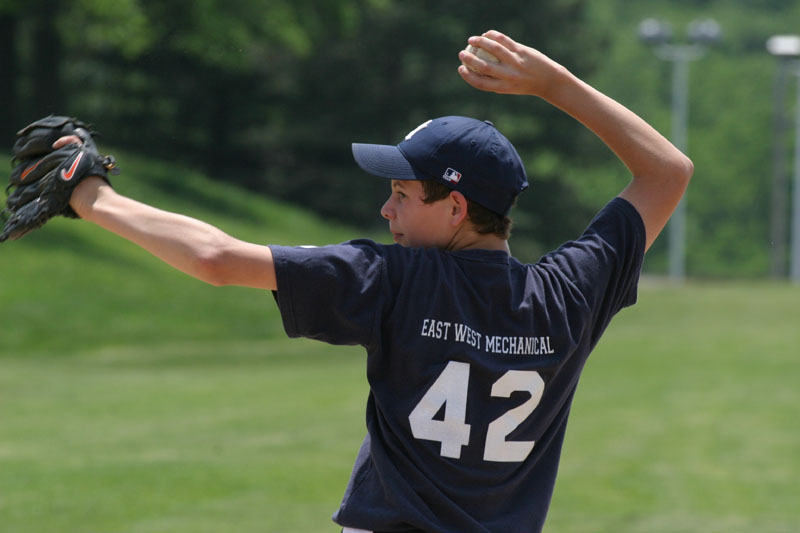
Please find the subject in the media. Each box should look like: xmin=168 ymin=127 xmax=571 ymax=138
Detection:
xmin=1 ymin=151 xmax=797 ymax=531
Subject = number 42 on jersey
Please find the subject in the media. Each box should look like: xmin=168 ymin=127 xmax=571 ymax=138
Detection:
xmin=408 ymin=361 xmax=545 ymax=463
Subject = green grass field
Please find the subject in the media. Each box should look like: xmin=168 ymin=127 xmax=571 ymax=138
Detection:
xmin=549 ymin=281 xmax=799 ymax=532
xmin=1 ymin=154 xmax=798 ymax=532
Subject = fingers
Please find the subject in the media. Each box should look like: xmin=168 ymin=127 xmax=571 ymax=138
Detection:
xmin=457 ymin=64 xmax=506 ymax=94
xmin=470 ymin=31 xmax=522 ymax=66
xmin=471 ymin=30 xmax=520 ymax=62
xmin=481 ymin=30 xmax=519 ymax=51
xmin=458 ymin=50 xmax=498 ymax=78
xmin=459 ymin=30 xmax=562 ymax=98
xmin=458 ymin=30 xmax=520 ymax=94
xmin=459 ymin=29 xmax=524 ymax=82
xmin=52 ymin=134 xmax=83 ymax=149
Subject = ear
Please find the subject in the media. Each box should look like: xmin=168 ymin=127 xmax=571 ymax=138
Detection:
xmin=448 ymin=190 xmax=470 ymax=227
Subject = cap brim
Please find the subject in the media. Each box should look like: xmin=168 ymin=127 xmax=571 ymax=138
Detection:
xmin=352 ymin=143 xmax=428 ymax=181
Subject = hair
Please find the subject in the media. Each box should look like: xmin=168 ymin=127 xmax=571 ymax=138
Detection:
xmin=420 ymin=180 xmax=514 ymax=239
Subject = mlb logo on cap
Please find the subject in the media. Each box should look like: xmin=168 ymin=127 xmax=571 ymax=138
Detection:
xmin=443 ymin=168 xmax=462 ymax=183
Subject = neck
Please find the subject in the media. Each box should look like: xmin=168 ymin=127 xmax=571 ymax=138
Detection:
xmin=446 ymin=227 xmax=510 ymax=254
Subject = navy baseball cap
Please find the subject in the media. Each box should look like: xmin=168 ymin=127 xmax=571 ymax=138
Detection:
xmin=352 ymin=116 xmax=528 ymax=216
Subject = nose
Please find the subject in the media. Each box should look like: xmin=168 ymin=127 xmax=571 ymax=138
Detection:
xmin=381 ymin=197 xmax=395 ymax=220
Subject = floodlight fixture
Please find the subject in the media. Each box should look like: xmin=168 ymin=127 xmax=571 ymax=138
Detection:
xmin=767 ymin=35 xmax=800 ymax=57
xmin=688 ymin=19 xmax=722 ymax=45
xmin=637 ymin=18 xmax=672 ymax=46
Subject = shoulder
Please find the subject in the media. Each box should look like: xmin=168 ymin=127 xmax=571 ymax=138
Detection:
xmin=539 ymin=197 xmax=644 ymax=267
xmin=269 ymin=239 xmax=396 ymax=298
xmin=587 ymin=196 xmax=645 ymax=243
xmin=269 ymin=239 xmax=390 ymax=266
xmin=532 ymin=197 xmax=646 ymax=310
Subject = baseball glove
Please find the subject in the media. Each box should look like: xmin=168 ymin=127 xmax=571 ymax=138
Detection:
xmin=1 ymin=115 xmax=119 ymax=242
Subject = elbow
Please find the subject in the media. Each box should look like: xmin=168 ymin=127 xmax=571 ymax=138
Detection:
xmin=193 ymin=248 xmax=232 ymax=287
xmin=183 ymin=238 xmax=274 ymax=290
xmin=680 ymin=154 xmax=694 ymax=185
xmin=660 ymin=153 xmax=693 ymax=196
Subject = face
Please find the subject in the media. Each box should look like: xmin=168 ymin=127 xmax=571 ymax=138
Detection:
xmin=380 ymin=180 xmax=456 ymax=248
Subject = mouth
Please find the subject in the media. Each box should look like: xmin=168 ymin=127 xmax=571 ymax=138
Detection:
xmin=390 ymin=231 xmax=403 ymax=242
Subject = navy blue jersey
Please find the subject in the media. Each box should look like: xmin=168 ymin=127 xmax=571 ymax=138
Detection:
xmin=270 ymin=197 xmax=645 ymax=532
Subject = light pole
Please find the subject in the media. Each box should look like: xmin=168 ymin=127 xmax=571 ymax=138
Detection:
xmin=792 ymin=65 xmax=800 ymax=283
xmin=638 ymin=18 xmax=721 ymax=281
xmin=766 ymin=35 xmax=800 ymax=283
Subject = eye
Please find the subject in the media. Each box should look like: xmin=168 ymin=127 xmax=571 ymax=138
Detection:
xmin=395 ymin=191 xmax=407 ymax=199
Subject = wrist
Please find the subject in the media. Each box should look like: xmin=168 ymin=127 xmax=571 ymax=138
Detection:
xmin=537 ymin=63 xmax=574 ymax=103
xmin=70 ymin=176 xmax=113 ymax=221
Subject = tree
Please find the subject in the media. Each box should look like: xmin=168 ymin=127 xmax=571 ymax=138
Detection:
xmin=7 ymin=0 xmax=605 ymax=264
xmin=251 ymin=0 xmax=605 ymax=257
xmin=0 ymin=10 xmax=18 ymax=134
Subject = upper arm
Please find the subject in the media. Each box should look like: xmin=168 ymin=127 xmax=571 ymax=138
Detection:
xmin=617 ymin=163 xmax=693 ymax=252
xmin=207 ymin=240 xmax=277 ymax=290
xmin=269 ymin=242 xmax=387 ymax=346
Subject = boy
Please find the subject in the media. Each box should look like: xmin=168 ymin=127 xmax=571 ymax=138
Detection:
xmin=62 ymin=30 xmax=691 ymax=532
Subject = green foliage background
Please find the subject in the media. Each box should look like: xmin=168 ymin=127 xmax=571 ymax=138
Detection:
xmin=5 ymin=0 xmax=799 ymax=275
xmin=584 ymin=0 xmax=800 ymax=277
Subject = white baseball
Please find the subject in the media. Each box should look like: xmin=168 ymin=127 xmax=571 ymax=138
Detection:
xmin=463 ymin=44 xmax=500 ymax=72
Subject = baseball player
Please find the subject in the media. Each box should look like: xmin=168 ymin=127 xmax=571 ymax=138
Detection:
xmin=3 ymin=31 xmax=692 ymax=532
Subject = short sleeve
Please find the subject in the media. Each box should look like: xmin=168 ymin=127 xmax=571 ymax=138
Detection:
xmin=538 ymin=197 xmax=646 ymax=330
xmin=269 ymin=240 xmax=388 ymax=347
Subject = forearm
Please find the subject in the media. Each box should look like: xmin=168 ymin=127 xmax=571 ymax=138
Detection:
xmin=459 ymin=31 xmax=694 ymax=250
xmin=541 ymin=67 xmax=693 ymax=186
xmin=70 ymin=178 xmax=277 ymax=289
xmin=543 ymin=72 xmax=694 ymax=250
